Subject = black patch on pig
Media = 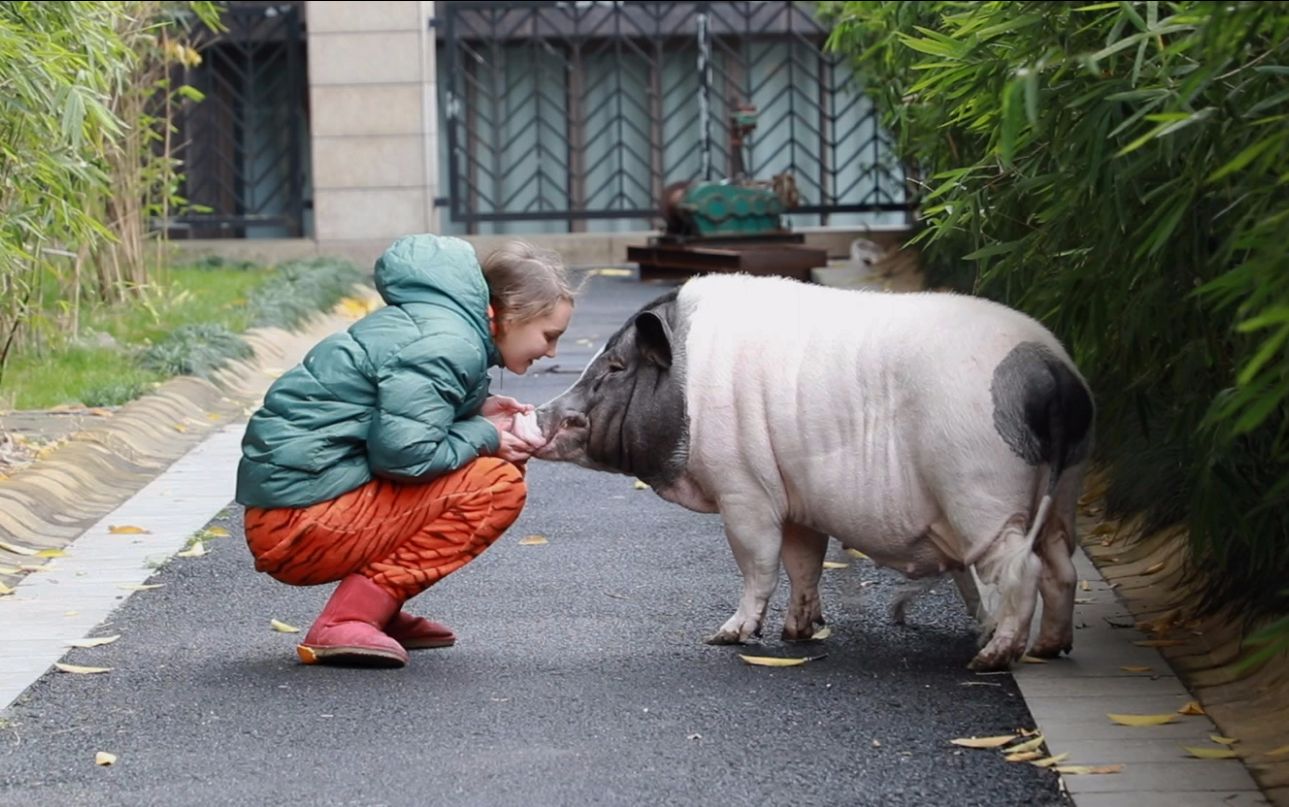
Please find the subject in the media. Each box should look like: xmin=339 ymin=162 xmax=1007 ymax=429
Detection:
xmin=540 ymin=288 xmax=689 ymax=486
xmin=990 ymin=342 xmax=1094 ymax=488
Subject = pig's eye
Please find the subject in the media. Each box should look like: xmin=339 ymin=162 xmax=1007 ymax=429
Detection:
xmin=606 ymin=361 xmax=625 ymax=374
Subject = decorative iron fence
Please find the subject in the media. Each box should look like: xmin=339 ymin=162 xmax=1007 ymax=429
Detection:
xmin=439 ymin=1 xmax=911 ymax=227
xmin=165 ymin=2 xmax=309 ymax=239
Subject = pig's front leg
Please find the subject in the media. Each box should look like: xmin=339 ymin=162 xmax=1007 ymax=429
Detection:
xmin=706 ymin=505 xmax=783 ymax=645
xmin=781 ymin=522 xmax=828 ymax=641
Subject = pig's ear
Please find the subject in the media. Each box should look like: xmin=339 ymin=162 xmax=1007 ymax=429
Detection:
xmin=634 ymin=311 xmax=673 ymax=369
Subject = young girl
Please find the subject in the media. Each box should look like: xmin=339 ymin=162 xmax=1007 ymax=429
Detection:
xmin=236 ymin=234 xmax=576 ymax=668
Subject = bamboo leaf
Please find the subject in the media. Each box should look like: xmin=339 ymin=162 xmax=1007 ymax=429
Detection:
xmin=1183 ymin=746 xmax=1238 ymax=759
xmin=738 ymin=654 xmax=826 ymax=668
xmin=951 ymin=735 xmax=1017 ymax=749
xmin=1207 ymin=138 xmax=1280 ymax=182
xmin=1108 ymin=713 xmax=1177 ymax=726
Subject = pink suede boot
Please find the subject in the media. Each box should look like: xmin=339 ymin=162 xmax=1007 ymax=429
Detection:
xmin=385 ymin=611 xmax=457 ymax=650
xmin=296 ymin=575 xmax=409 ymax=668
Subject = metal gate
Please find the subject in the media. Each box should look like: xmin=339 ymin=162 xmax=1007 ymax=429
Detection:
xmin=166 ymin=2 xmax=308 ymax=239
xmin=439 ymin=1 xmax=910 ymax=227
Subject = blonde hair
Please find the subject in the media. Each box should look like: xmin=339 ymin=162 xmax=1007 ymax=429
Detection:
xmin=481 ymin=241 xmax=581 ymax=324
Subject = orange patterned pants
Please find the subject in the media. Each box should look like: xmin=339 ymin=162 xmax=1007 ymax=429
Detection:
xmin=244 ymin=458 xmax=527 ymax=602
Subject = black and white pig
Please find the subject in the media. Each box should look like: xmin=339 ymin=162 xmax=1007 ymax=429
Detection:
xmin=534 ymin=273 xmax=1094 ymax=671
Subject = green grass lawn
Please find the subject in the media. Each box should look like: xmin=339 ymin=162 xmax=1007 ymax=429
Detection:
xmin=1 ymin=265 xmax=272 ymax=410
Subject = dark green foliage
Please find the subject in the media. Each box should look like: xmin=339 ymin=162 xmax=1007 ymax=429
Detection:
xmin=820 ymin=1 xmax=1289 ymax=640
xmin=81 ymin=379 xmax=155 ymax=408
xmin=138 ymin=323 xmax=253 ymax=378
xmin=246 ymin=257 xmax=368 ymax=332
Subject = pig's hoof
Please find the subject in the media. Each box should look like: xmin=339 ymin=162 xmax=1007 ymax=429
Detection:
xmin=781 ymin=619 xmax=825 ymax=642
xmin=967 ymin=644 xmax=1023 ymax=671
xmin=704 ymin=631 xmax=745 ymax=646
xmin=1026 ymin=641 xmax=1072 ymax=659
xmin=967 ymin=653 xmax=1011 ymax=672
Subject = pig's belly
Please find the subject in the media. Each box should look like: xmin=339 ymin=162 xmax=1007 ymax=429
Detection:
xmin=789 ymin=481 xmax=961 ymax=578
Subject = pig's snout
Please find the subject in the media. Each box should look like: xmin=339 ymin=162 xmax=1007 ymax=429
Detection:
xmin=533 ymin=407 xmax=589 ymax=460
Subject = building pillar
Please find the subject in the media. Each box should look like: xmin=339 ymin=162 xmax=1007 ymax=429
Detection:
xmin=305 ymin=0 xmax=440 ymax=264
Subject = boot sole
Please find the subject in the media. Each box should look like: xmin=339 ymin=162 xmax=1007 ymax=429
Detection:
xmin=399 ymin=638 xmax=456 ymax=650
xmin=297 ymin=643 xmax=407 ymax=668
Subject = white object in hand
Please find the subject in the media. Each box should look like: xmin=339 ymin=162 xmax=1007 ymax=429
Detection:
xmin=511 ymin=410 xmax=545 ymax=447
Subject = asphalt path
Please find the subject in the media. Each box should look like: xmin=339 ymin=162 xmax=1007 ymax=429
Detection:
xmin=0 ymin=274 xmax=1069 ymax=807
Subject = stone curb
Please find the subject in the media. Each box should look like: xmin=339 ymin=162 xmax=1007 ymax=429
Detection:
xmin=0 ymin=285 xmax=382 ymax=580
xmin=1075 ymin=487 xmax=1289 ymax=807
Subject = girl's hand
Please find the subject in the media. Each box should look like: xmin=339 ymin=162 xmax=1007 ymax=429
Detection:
xmin=482 ymin=395 xmax=534 ymax=419
xmin=493 ymin=429 xmax=534 ymax=464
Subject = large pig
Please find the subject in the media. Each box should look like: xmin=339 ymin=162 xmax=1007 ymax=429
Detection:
xmin=535 ymin=274 xmax=1093 ymax=671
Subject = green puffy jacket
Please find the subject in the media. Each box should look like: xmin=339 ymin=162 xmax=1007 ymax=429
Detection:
xmin=236 ymin=234 xmax=502 ymax=509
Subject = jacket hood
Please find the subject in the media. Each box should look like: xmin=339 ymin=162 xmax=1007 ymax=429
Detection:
xmin=373 ymin=234 xmax=501 ymax=365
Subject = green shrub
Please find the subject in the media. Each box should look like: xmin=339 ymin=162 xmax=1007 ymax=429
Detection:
xmin=247 ymin=257 xmax=367 ymax=331
xmin=138 ymin=323 xmax=253 ymax=378
xmin=82 ymin=379 xmax=156 ymax=408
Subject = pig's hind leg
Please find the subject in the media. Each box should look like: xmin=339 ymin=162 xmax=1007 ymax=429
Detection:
xmin=1027 ymin=469 xmax=1084 ymax=658
xmin=781 ymin=522 xmax=828 ymax=641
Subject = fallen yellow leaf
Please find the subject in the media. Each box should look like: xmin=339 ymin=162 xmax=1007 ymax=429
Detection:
xmin=176 ymin=542 xmax=206 ymax=558
xmin=518 ymin=535 xmax=548 ymax=546
xmin=1020 ymin=655 xmax=1047 ymax=664
xmin=117 ymin=583 xmax=164 ymax=591
xmin=0 ymin=539 xmax=39 ymax=556
xmin=1178 ymin=701 xmax=1206 ymax=716
xmin=65 ymin=610 xmax=78 ymax=617
xmin=1031 ymin=753 xmax=1071 ymax=768
xmin=1080 ymin=580 xmax=1091 ymax=591
xmin=822 ymin=561 xmax=849 ymax=570
xmin=845 ymin=548 xmax=870 ymax=560
xmin=0 ymin=582 xmax=12 ymax=596
xmin=1121 ymin=665 xmax=1153 ymax=673
xmin=1134 ymin=639 xmax=1185 ymax=648
xmin=950 ymin=735 xmax=1017 ymax=749
xmin=1005 ymin=750 xmax=1044 ymax=763
xmin=36 ymin=548 xmax=66 ymax=558
xmin=1108 ymin=713 xmax=1177 ymax=727
xmin=204 ymin=526 xmax=230 ymax=538
xmin=633 ymin=480 xmax=650 ymax=490
xmin=54 ymin=663 xmax=112 ymax=675
xmin=270 ymin=619 xmax=300 ymax=634
xmin=1053 ymin=764 xmax=1123 ymax=775
xmin=95 ymin=752 xmax=117 ymax=766
xmin=1142 ymin=561 xmax=1166 ymax=575
xmin=591 ymin=268 xmax=633 ymax=277
xmin=1211 ymin=735 xmax=1238 ymax=745
xmin=0 ymin=566 xmax=20 ymax=575
xmin=1264 ymin=744 xmax=1289 ymax=758
xmin=173 ymin=423 xmax=188 ymax=433
xmin=1183 ymin=746 xmax=1238 ymax=759
xmin=738 ymin=654 xmax=825 ymax=668
xmin=109 ymin=525 xmax=150 ymax=535
xmin=1006 ymin=735 xmax=1046 ymax=755
xmin=66 ymin=635 xmax=120 ymax=649
xmin=810 ymin=626 xmax=832 ymax=640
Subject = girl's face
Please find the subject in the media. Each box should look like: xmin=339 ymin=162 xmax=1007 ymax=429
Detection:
xmin=494 ymin=299 xmax=573 ymax=374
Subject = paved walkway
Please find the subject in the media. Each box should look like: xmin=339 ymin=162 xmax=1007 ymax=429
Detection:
xmin=0 ymin=270 xmax=1273 ymax=806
